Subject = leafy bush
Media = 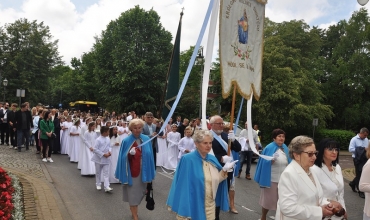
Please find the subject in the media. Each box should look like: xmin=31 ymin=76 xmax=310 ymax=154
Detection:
xmin=315 ymin=129 xmax=355 ymax=150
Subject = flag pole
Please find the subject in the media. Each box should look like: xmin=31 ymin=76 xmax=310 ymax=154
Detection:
xmin=228 ymin=84 xmax=237 ymax=156
xmin=158 ymin=9 xmax=184 ymax=119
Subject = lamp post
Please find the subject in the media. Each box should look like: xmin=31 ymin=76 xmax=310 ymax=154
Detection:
xmin=3 ymin=78 xmax=7 ymax=102
xmin=358 ymin=0 xmax=369 ymax=5
xmin=196 ymin=47 xmax=204 ymax=119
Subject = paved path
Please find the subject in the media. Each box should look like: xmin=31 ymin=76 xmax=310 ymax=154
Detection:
xmin=0 ymin=145 xmax=70 ymax=220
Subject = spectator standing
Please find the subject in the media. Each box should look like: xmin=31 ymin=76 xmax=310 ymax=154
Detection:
xmin=349 ymin=127 xmax=369 ymax=199
xmin=1 ymin=102 xmax=9 ymax=145
xmin=52 ymin=110 xmax=61 ymax=154
xmin=40 ymin=111 xmax=54 ymax=162
xmin=33 ymin=110 xmax=42 ymax=153
xmin=14 ymin=103 xmax=33 ymax=152
xmin=7 ymin=103 xmax=17 ymax=149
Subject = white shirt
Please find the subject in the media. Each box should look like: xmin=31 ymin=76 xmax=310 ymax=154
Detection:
xmin=178 ymin=136 xmax=196 ymax=158
xmin=239 ymin=128 xmax=259 ymax=151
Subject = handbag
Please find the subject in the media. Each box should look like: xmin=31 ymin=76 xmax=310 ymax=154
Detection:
xmin=145 ymin=182 xmax=155 ymax=211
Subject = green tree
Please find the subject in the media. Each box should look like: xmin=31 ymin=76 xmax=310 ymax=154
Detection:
xmin=92 ymin=6 xmax=172 ymax=114
xmin=253 ymin=18 xmax=333 ymax=138
xmin=0 ymin=18 xmax=61 ymax=105
xmin=320 ymin=8 xmax=370 ymax=130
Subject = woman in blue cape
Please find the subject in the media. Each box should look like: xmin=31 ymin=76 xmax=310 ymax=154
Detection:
xmin=115 ymin=119 xmax=155 ymax=220
xmin=254 ymin=128 xmax=292 ymax=220
xmin=166 ymin=130 xmax=238 ymax=220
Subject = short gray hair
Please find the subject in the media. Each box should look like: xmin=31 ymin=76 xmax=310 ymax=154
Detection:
xmin=360 ymin=127 xmax=369 ymax=134
xmin=288 ymin=136 xmax=314 ymax=159
xmin=193 ymin=130 xmax=214 ymax=143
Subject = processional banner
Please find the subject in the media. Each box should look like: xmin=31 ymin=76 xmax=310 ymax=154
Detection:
xmin=219 ymin=0 xmax=266 ymax=100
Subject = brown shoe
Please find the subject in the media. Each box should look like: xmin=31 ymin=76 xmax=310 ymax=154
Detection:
xmin=246 ymin=174 xmax=251 ymax=180
xmin=237 ymin=171 xmax=241 ymax=178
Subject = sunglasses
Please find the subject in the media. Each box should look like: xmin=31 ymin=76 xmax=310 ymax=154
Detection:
xmin=326 ymin=147 xmax=339 ymax=152
xmin=302 ymin=151 xmax=319 ymax=157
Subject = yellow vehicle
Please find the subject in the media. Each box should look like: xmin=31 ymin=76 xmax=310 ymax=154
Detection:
xmin=69 ymin=101 xmax=100 ymax=113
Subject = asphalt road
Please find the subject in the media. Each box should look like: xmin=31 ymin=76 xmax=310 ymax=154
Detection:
xmin=45 ymin=154 xmax=365 ymax=220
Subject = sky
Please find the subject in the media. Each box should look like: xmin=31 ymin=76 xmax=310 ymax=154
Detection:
xmin=0 ymin=0 xmax=367 ymax=65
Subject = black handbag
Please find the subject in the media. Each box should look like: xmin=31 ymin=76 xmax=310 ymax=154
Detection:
xmin=146 ymin=182 xmax=155 ymax=210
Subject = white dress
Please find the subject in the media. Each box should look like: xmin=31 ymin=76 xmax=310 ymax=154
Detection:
xmin=107 ymin=135 xmax=122 ymax=183
xmin=60 ymin=121 xmax=73 ymax=155
xmin=69 ymin=126 xmax=81 ymax=162
xmin=95 ymin=125 xmax=101 ymax=137
xmin=118 ymin=126 xmax=130 ymax=140
xmin=156 ymin=130 xmax=168 ymax=167
xmin=78 ymin=124 xmax=88 ymax=169
xmin=80 ymin=131 xmax=97 ymax=175
xmin=165 ymin=131 xmax=181 ymax=170
xmin=178 ymin=136 xmax=196 ymax=159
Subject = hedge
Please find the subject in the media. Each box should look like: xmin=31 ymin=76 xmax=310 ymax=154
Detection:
xmin=315 ymin=129 xmax=355 ymax=150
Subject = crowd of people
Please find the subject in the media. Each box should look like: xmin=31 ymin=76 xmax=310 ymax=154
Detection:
xmin=1 ymin=101 xmax=369 ymax=220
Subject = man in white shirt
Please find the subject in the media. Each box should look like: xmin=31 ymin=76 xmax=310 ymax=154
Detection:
xmin=238 ymin=121 xmax=259 ymax=180
xmin=348 ymin=127 xmax=369 ymax=198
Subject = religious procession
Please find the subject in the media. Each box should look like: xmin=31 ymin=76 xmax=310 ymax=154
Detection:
xmin=1 ymin=0 xmax=369 ymax=219
xmin=2 ymin=101 xmax=360 ymax=220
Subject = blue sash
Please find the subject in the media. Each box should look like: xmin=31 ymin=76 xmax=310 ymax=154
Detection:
xmin=211 ymin=130 xmax=228 ymax=152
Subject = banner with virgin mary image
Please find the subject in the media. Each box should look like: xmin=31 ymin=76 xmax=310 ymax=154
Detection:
xmin=219 ymin=0 xmax=266 ymax=100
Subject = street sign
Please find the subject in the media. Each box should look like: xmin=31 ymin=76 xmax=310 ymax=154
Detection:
xmin=312 ymin=118 xmax=318 ymax=126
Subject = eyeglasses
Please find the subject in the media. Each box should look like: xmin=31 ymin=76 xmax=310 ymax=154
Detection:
xmin=326 ymin=147 xmax=339 ymax=152
xmin=212 ymin=123 xmax=225 ymax=126
xmin=302 ymin=151 xmax=319 ymax=157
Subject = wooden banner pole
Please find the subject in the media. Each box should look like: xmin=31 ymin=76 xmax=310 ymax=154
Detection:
xmin=227 ymin=84 xmax=237 ymax=156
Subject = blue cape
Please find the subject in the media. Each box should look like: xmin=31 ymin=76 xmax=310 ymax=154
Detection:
xmin=115 ymin=134 xmax=156 ymax=186
xmin=166 ymin=150 xmax=229 ymax=219
xmin=253 ymin=141 xmax=291 ymax=187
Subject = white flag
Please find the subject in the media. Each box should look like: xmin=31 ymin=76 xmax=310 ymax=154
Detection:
xmin=219 ymin=0 xmax=266 ymax=100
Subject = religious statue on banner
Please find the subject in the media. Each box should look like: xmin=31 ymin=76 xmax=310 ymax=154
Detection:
xmin=238 ymin=9 xmax=248 ymax=44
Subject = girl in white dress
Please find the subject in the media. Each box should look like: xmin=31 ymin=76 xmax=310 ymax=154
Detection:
xmin=118 ymin=120 xmax=130 ymax=139
xmin=95 ymin=118 xmax=102 ymax=137
xmin=108 ymin=126 xmax=121 ymax=183
xmin=78 ymin=117 xmax=92 ymax=169
xmin=178 ymin=126 xmax=196 ymax=159
xmin=60 ymin=116 xmax=73 ymax=155
xmin=165 ymin=124 xmax=181 ymax=170
xmin=81 ymin=122 xmax=97 ymax=175
xmin=156 ymin=121 xmax=168 ymax=167
xmin=69 ymin=119 xmax=81 ymax=162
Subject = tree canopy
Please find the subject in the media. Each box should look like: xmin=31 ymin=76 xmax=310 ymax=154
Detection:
xmin=0 ymin=18 xmax=61 ymax=105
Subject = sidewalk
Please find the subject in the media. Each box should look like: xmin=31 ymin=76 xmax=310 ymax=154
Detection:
xmin=340 ymin=150 xmax=356 ymax=182
xmin=0 ymin=145 xmax=68 ymax=220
